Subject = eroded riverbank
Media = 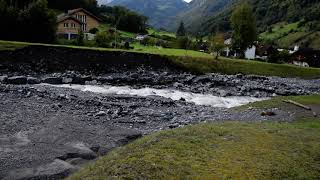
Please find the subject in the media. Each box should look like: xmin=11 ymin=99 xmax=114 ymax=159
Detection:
xmin=1 ymin=70 xmax=320 ymax=179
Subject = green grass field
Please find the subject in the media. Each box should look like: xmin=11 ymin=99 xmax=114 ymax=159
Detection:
xmin=1 ymin=40 xmax=320 ymax=79
xmin=0 ymin=40 xmax=211 ymax=58
xmin=68 ymin=95 xmax=320 ymax=179
xmin=147 ymin=28 xmax=176 ymax=38
xmin=171 ymin=56 xmax=320 ymax=79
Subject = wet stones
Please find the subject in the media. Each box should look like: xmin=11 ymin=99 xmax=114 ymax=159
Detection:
xmin=95 ymin=111 xmax=107 ymax=117
xmin=52 ymin=103 xmax=63 ymax=110
xmin=261 ymin=111 xmax=276 ymax=116
xmin=218 ymin=90 xmax=229 ymax=97
xmin=62 ymin=77 xmax=73 ymax=84
xmin=168 ymin=123 xmax=180 ymax=129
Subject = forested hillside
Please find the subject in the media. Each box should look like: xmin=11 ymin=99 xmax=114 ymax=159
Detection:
xmin=202 ymin=0 xmax=320 ymax=33
xmin=47 ymin=0 xmax=98 ymax=11
xmin=170 ymin=0 xmax=235 ymax=33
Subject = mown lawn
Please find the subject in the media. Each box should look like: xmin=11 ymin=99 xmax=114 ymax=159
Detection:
xmin=171 ymin=56 xmax=320 ymax=79
xmin=68 ymin=96 xmax=320 ymax=179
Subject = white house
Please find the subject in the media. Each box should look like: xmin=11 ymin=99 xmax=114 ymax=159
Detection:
xmin=223 ymin=38 xmax=256 ymax=59
xmin=245 ymin=45 xmax=256 ymax=59
xmin=289 ymin=45 xmax=299 ymax=54
xmin=293 ymin=61 xmax=309 ymax=67
xmin=135 ymin=35 xmax=148 ymax=41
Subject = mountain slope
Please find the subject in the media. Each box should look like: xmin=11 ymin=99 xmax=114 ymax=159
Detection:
xmin=106 ymin=0 xmax=188 ymax=29
xmin=171 ymin=0 xmax=235 ymax=33
xmin=97 ymin=0 xmax=113 ymax=5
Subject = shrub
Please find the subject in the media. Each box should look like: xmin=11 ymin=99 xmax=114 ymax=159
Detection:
xmin=176 ymin=36 xmax=192 ymax=50
xmin=95 ymin=32 xmax=113 ymax=48
xmin=76 ymin=31 xmax=84 ymax=46
xmin=89 ymin=28 xmax=99 ymax=34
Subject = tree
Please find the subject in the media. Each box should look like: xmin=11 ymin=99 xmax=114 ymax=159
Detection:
xmin=210 ymin=33 xmax=226 ymax=59
xmin=0 ymin=0 xmax=57 ymax=43
xmin=99 ymin=6 xmax=148 ymax=34
xmin=230 ymin=4 xmax=257 ymax=58
xmin=176 ymin=21 xmax=186 ymax=37
xmin=177 ymin=36 xmax=191 ymax=50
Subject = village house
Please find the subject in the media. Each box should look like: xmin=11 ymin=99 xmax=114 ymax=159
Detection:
xmin=292 ymin=48 xmax=320 ymax=67
xmin=57 ymin=8 xmax=101 ymax=40
xmin=223 ymin=38 xmax=256 ymax=59
xmin=135 ymin=34 xmax=148 ymax=41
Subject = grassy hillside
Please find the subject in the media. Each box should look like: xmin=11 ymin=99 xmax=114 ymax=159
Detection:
xmin=1 ymin=40 xmax=320 ymax=79
xmin=260 ymin=22 xmax=320 ymax=49
xmin=68 ymin=95 xmax=320 ymax=179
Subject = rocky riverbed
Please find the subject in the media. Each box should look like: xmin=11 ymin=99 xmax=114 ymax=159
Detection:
xmin=1 ymin=70 xmax=320 ymax=179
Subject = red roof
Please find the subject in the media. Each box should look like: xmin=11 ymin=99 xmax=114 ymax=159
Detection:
xmin=67 ymin=8 xmax=102 ymax=22
xmin=57 ymin=15 xmax=82 ymax=24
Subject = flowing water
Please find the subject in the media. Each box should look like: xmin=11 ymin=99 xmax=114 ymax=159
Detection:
xmin=50 ymin=84 xmax=269 ymax=108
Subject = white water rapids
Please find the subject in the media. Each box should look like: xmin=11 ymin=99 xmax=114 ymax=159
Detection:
xmin=49 ymin=84 xmax=268 ymax=108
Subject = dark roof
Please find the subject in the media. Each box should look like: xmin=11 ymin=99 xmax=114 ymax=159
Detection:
xmin=293 ymin=48 xmax=320 ymax=55
xmin=57 ymin=15 xmax=82 ymax=24
xmin=67 ymin=8 xmax=102 ymax=22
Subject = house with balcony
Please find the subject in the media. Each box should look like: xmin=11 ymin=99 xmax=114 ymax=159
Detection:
xmin=57 ymin=8 xmax=101 ymax=40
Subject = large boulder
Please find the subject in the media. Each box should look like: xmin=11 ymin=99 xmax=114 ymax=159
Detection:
xmin=3 ymin=159 xmax=76 ymax=180
xmin=0 ymin=75 xmax=8 ymax=84
xmin=27 ymin=77 xmax=40 ymax=84
xmin=42 ymin=77 xmax=62 ymax=84
xmin=57 ymin=142 xmax=97 ymax=161
xmin=7 ymin=76 xmax=27 ymax=85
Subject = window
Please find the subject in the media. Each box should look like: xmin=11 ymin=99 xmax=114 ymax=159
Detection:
xmin=84 ymin=15 xmax=87 ymax=23
xmin=81 ymin=24 xmax=87 ymax=32
xmin=71 ymin=23 xmax=76 ymax=28
xmin=63 ymin=23 xmax=69 ymax=28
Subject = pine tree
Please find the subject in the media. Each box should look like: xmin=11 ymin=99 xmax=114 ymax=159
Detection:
xmin=176 ymin=21 xmax=186 ymax=37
